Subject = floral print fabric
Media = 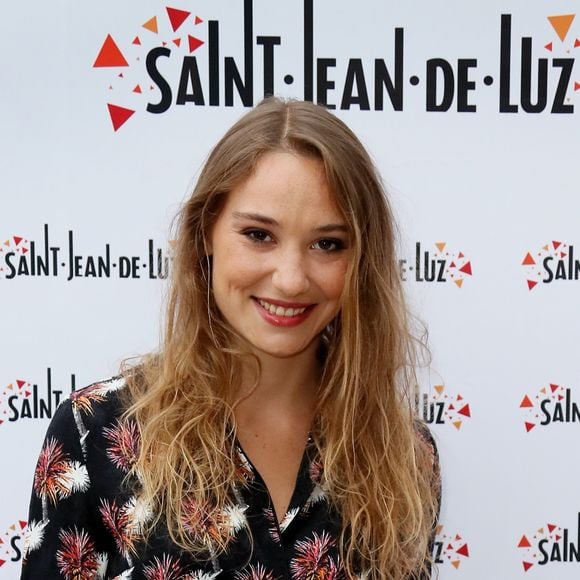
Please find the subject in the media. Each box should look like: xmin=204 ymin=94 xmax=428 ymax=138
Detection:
xmin=21 ymin=377 xmax=438 ymax=579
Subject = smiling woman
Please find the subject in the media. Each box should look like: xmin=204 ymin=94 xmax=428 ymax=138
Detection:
xmin=21 ymin=98 xmax=440 ymax=580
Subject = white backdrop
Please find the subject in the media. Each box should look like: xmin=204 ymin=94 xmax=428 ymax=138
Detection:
xmin=1 ymin=1 xmax=579 ymax=578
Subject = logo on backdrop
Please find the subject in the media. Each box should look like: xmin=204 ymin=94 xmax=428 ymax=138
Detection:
xmin=399 ymin=242 xmax=473 ymax=288
xmin=92 ymin=4 xmax=579 ymax=131
xmin=433 ymin=525 xmax=470 ymax=571
xmin=416 ymin=385 xmax=472 ymax=430
xmin=0 ymin=224 xmax=173 ymax=281
xmin=518 ymin=514 xmax=580 ymax=572
xmin=519 ymin=383 xmax=579 ymax=431
xmin=0 ymin=369 xmax=75 ymax=425
xmin=0 ymin=520 xmax=26 ymax=569
xmin=521 ymin=241 xmax=578 ymax=290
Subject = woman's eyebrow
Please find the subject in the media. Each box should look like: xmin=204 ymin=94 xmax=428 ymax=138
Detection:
xmin=232 ymin=211 xmax=348 ymax=233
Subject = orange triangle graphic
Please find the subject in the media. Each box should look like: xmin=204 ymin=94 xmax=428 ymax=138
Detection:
xmin=93 ymin=34 xmax=129 ymax=67
xmin=520 ymin=395 xmax=534 ymax=408
xmin=518 ymin=535 xmax=532 ymax=548
xmin=453 ymin=420 xmax=462 ymax=430
xmin=143 ymin=16 xmax=158 ymax=34
xmin=451 ymin=561 xmax=460 ymax=569
xmin=3 ymin=240 xmax=9 ymax=246
xmin=548 ymin=14 xmax=575 ymax=42
xmin=522 ymin=252 xmax=536 ymax=265
xmin=434 ymin=385 xmax=444 ymax=395
xmin=435 ymin=242 xmax=446 ymax=253
xmin=7 ymin=384 xmax=13 ymax=390
xmin=454 ymin=279 xmax=463 ymax=288
xmin=538 ymin=527 xmax=544 ymax=534
xmin=106 ymin=103 xmax=135 ymax=132
xmin=167 ymin=7 xmax=191 ymax=31
xmin=540 ymin=387 xmax=547 ymax=394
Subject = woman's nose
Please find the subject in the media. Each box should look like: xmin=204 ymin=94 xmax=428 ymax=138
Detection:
xmin=271 ymin=250 xmax=311 ymax=297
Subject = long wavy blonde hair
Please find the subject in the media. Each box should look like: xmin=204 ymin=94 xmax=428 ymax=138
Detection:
xmin=125 ymin=98 xmax=439 ymax=579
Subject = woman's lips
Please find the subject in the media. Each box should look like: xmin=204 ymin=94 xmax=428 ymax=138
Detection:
xmin=252 ymin=297 xmax=315 ymax=327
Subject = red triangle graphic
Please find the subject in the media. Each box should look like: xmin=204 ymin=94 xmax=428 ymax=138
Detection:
xmin=195 ymin=15 xmax=203 ymax=25
xmin=133 ymin=85 xmax=142 ymax=94
xmin=545 ymin=42 xmax=553 ymax=51
xmin=16 ymin=380 xmax=26 ymax=388
xmin=556 ymin=534 xmax=562 ymax=541
xmin=173 ymin=37 xmax=182 ymax=47
xmin=550 ymin=384 xmax=559 ymax=392
xmin=447 ymin=543 xmax=453 ymax=550
xmin=166 ymin=7 xmax=191 ymax=31
xmin=19 ymin=520 xmax=27 ymax=529
xmin=458 ymin=404 xmax=471 ymax=417
xmin=561 ymin=252 xmax=567 ymax=258
xmin=523 ymin=561 xmax=533 ymax=572
xmin=558 ymin=394 xmax=564 ymax=401
xmin=547 ymin=523 xmax=557 ymax=533
xmin=527 ymin=280 xmax=538 ymax=290
xmin=106 ymin=104 xmax=135 ymax=132
xmin=458 ymin=252 xmax=464 ymax=258
xmin=457 ymin=394 xmax=463 ymax=401
xmin=575 ymin=82 xmax=580 ymax=91
xmin=522 ymin=252 xmax=536 ymax=266
xmin=25 ymin=390 xmax=32 ymax=397
xmin=448 ymin=404 xmax=455 ymax=410
xmin=132 ymin=36 xmax=141 ymax=45
xmin=0 ymin=560 xmax=5 ymax=568
xmin=449 ymin=261 xmax=456 ymax=268
xmin=456 ymin=543 xmax=469 ymax=557
xmin=459 ymin=261 xmax=472 ymax=275
xmin=525 ymin=422 xmax=535 ymax=432
xmin=518 ymin=535 xmax=531 ymax=548
xmin=575 ymin=38 xmax=580 ymax=48
xmin=552 ymin=240 xmax=561 ymax=250
xmin=188 ymin=35 xmax=204 ymax=53
xmin=93 ymin=34 xmax=129 ymax=67
xmin=520 ymin=395 xmax=534 ymax=408
xmin=13 ymin=236 xmax=23 ymax=246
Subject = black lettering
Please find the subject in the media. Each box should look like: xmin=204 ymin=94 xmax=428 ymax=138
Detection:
xmin=543 ymin=256 xmax=554 ymax=283
xmin=317 ymin=59 xmax=336 ymax=109
xmin=224 ymin=0 xmax=253 ymax=106
xmin=520 ymin=38 xmax=547 ymax=113
xmin=457 ymin=59 xmax=477 ymax=112
xmin=5 ymin=252 xmax=16 ymax=279
xmin=499 ymin=15 xmax=518 ymax=112
xmin=10 ymin=535 xmax=21 ymax=562
xmin=146 ymin=47 xmax=173 ymax=114
xmin=7 ymin=396 xmax=19 ymax=421
xmin=374 ymin=28 xmax=404 ymax=111
xmin=257 ymin=36 xmax=281 ymax=97
xmin=539 ymin=398 xmax=551 ymax=425
xmin=176 ymin=57 xmax=205 ymax=105
xmin=208 ymin=21 xmax=220 ymax=106
xmin=341 ymin=59 xmax=370 ymax=110
xmin=551 ymin=59 xmax=574 ymax=113
xmin=436 ymin=260 xmax=446 ymax=282
xmin=538 ymin=538 xmax=549 ymax=565
xmin=426 ymin=59 xmax=454 ymax=111
xmin=304 ymin=0 xmax=314 ymax=101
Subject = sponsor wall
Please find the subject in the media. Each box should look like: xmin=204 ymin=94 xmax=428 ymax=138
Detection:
xmin=1 ymin=0 xmax=579 ymax=577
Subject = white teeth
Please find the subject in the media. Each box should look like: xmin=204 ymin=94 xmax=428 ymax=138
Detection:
xmin=258 ymin=299 xmax=307 ymax=317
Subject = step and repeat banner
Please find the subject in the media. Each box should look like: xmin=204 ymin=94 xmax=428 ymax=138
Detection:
xmin=1 ymin=1 xmax=579 ymax=578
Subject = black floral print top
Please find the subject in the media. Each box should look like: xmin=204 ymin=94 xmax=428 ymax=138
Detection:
xmin=21 ymin=377 xmax=439 ymax=580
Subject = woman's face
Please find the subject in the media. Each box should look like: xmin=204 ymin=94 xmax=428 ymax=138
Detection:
xmin=209 ymin=150 xmax=351 ymax=361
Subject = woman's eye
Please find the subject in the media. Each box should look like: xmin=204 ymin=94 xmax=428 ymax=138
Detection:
xmin=242 ymin=229 xmax=273 ymax=243
xmin=312 ymin=238 xmax=344 ymax=252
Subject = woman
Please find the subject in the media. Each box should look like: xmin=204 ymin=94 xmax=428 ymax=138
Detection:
xmin=22 ymin=98 xmax=440 ymax=580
